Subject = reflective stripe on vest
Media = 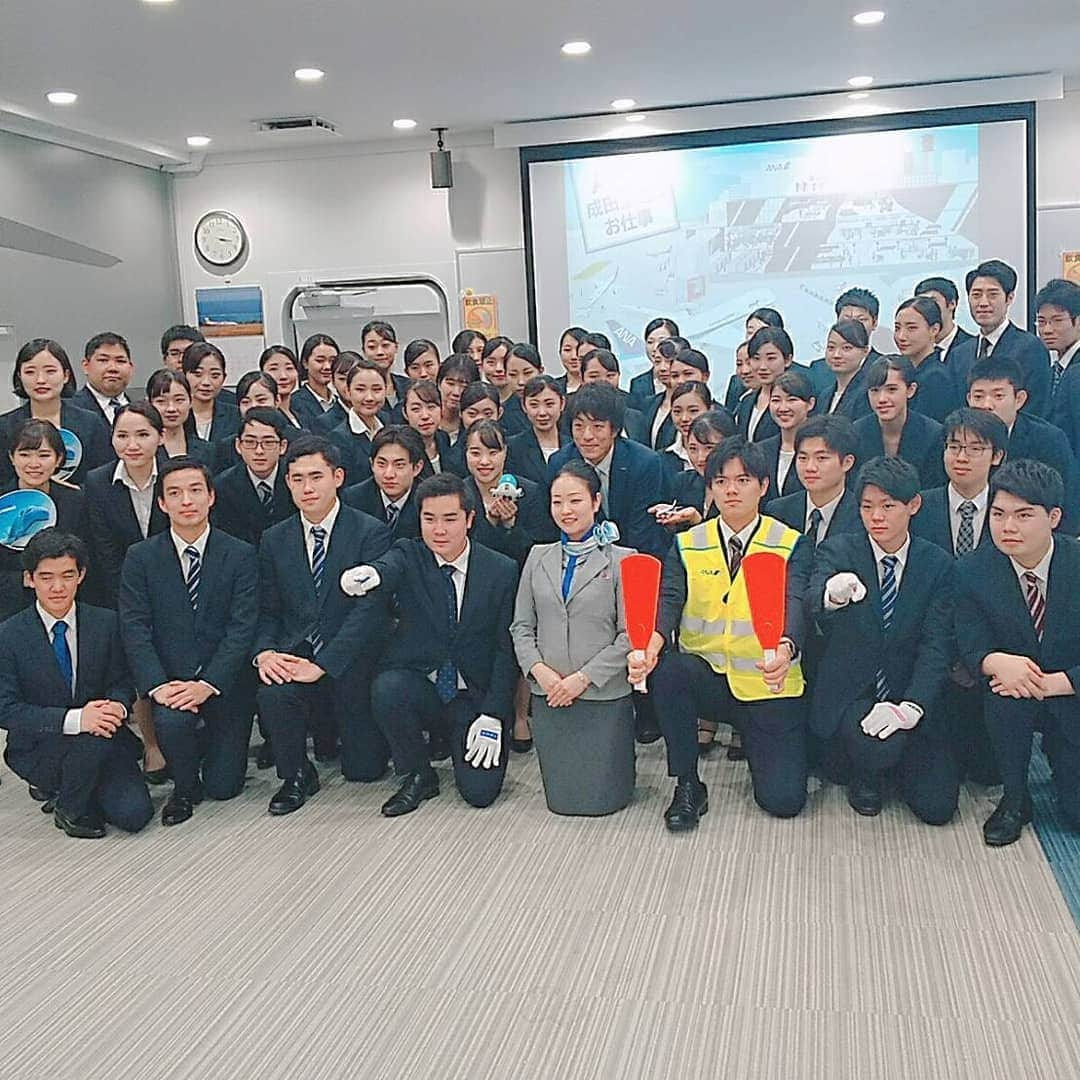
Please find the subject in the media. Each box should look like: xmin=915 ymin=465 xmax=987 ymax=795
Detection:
xmin=676 ymin=515 xmax=805 ymax=701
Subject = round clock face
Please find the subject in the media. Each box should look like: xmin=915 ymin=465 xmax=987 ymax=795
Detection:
xmin=195 ymin=211 xmax=245 ymax=266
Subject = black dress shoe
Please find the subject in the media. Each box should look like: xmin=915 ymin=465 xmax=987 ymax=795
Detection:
xmin=268 ymin=762 xmax=320 ymax=816
xmin=510 ymin=737 xmax=533 ymax=754
xmin=381 ymin=770 xmax=440 ymax=817
xmin=983 ymin=795 xmax=1033 ymax=847
xmin=664 ymin=778 xmax=709 ymax=832
xmin=143 ymin=762 xmax=172 ymax=786
xmin=28 ymin=783 xmax=51 ymax=803
xmin=255 ymin=741 xmax=275 ymax=770
xmin=162 ymin=794 xmax=196 ymax=827
xmin=726 ymin=735 xmax=746 ymax=762
xmin=635 ymin=721 xmax=662 ymax=745
xmin=54 ymin=806 xmax=106 ymax=839
xmin=847 ymin=777 xmax=883 ymax=816
xmin=427 ymin=734 xmax=452 ymax=762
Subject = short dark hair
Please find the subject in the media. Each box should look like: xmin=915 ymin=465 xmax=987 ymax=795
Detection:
xmin=23 ymin=528 xmax=89 ymax=574
xmin=704 ymin=435 xmax=769 ymax=486
xmin=896 ymin=295 xmax=943 ymax=330
xmin=828 ymin=319 xmax=870 ymax=349
xmin=371 ymin=424 xmax=425 ymax=465
xmin=967 ymin=356 xmax=1025 ymax=392
xmin=866 ymin=355 xmax=917 ymax=389
xmin=259 ymin=344 xmax=300 ymax=373
xmin=480 ymin=335 xmax=514 ymax=361
xmin=415 ymin=471 xmax=474 ymax=515
xmin=747 ymin=307 xmax=784 ymax=329
xmin=644 ymin=317 xmax=680 ymax=339
xmin=772 ymin=370 xmax=815 ymax=402
xmin=991 ymin=459 xmax=1064 ymax=514
xmin=835 ymin=288 xmax=880 ymax=320
xmin=238 ymin=406 xmax=290 ymax=439
xmin=508 ymin=342 xmax=543 ymax=371
xmin=283 ymin=434 xmax=342 ymax=472
xmin=747 ymin=326 xmax=794 ymax=359
xmin=658 ymin=336 xmax=691 ymax=360
xmin=361 ymin=319 xmax=397 ymax=344
xmin=237 ymin=370 xmax=278 ymax=402
xmin=1034 ymin=278 xmax=1080 ymax=320
xmin=452 ymin=329 xmax=487 ymax=353
xmin=855 ymin=456 xmax=921 ymax=503
xmin=299 ymin=333 xmax=340 ymax=373
xmin=161 ymin=325 xmax=204 ymax=355
xmin=9 ymin=418 xmax=65 ymax=460
xmin=523 ymin=374 xmax=564 ymax=401
xmin=553 ymin=458 xmax=601 ymax=498
xmin=459 ymin=381 xmax=501 ymax=414
xmin=404 ymin=379 xmax=442 ymax=408
xmin=13 ymin=339 xmax=77 ymax=399
xmin=689 ymin=409 xmax=736 ymax=444
xmin=181 ymin=341 xmax=227 ymax=376
xmin=582 ymin=331 xmax=612 ymax=353
xmin=966 ymin=259 xmax=1018 ymax=296
xmin=437 ymin=354 xmax=480 ymax=386
xmin=915 ymin=276 xmax=960 ymax=307
xmin=565 ymin=383 xmax=624 ymax=432
xmin=84 ymin=331 xmax=130 ymax=360
xmin=156 ymin=457 xmax=215 ymax=500
xmin=334 ymin=350 xmax=363 ymax=381
xmin=346 ymin=356 xmax=389 ymax=388
xmin=794 ymin=415 xmax=858 ymax=459
xmin=671 ymin=380 xmax=713 ymax=408
xmin=580 ymin=348 xmax=620 ymax=376
xmin=146 ymin=368 xmax=191 ymax=402
xmin=558 ymin=326 xmax=588 ymax=349
xmin=942 ymin=407 xmax=1009 ymax=455
xmin=464 ymin=418 xmax=507 ymax=454
xmin=113 ymin=400 xmax=164 ymax=434
xmin=670 ymin=348 xmax=710 ymax=376
xmin=404 ymin=338 xmax=440 ymax=369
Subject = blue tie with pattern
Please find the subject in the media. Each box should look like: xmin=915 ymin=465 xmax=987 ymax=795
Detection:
xmin=435 ymin=563 xmax=459 ymax=703
xmin=184 ymin=546 xmax=200 ymax=611
xmin=874 ymin=555 xmax=899 ymax=701
xmin=52 ymin=620 xmax=74 ymax=694
xmin=308 ymin=526 xmax=327 ymax=654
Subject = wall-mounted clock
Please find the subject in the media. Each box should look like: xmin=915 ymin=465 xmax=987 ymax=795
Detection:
xmin=194 ymin=210 xmax=247 ymax=266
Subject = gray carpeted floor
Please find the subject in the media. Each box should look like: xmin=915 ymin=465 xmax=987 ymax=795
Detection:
xmin=2 ymin=736 xmax=1080 ymax=1080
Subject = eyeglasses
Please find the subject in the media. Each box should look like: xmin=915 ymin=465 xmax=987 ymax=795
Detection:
xmin=165 ymin=348 xmax=187 ymax=360
xmin=944 ymin=441 xmax=990 ymax=458
xmin=239 ymin=437 xmax=282 ymax=451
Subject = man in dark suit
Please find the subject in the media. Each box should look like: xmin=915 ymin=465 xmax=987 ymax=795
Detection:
xmin=119 ymin=459 xmax=258 ymax=826
xmin=341 ymin=473 xmax=519 ymax=816
xmin=915 ymin=275 xmax=974 ymax=366
xmin=254 ymin=435 xmax=393 ymax=814
xmin=0 ymin=529 xmax=152 ymax=838
xmin=810 ymin=457 xmax=958 ymax=822
xmin=948 ymin=260 xmax=1052 ymax=417
xmin=75 ymin=331 xmax=133 ymax=428
xmin=548 ymin=384 xmax=670 ymax=558
xmin=211 ymin=408 xmax=295 ymax=546
xmin=1036 ymin=278 xmax=1080 ymax=457
xmin=341 ymin=425 xmax=424 ymax=539
xmin=956 ymin=460 xmax=1080 ymax=846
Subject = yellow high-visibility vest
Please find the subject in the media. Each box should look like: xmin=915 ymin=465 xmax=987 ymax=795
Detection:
xmin=676 ymin=515 xmax=805 ymax=701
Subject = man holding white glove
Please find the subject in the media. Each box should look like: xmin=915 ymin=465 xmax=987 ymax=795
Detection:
xmin=810 ymin=456 xmax=958 ymax=823
xmin=343 ymin=473 xmax=519 ymax=817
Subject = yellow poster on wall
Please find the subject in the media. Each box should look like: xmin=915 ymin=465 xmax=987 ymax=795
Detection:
xmin=463 ymin=290 xmax=499 ymax=335
xmin=1063 ymin=251 xmax=1080 ymax=285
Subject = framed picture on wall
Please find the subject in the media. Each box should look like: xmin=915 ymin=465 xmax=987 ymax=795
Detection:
xmin=195 ymin=285 xmax=266 ymax=371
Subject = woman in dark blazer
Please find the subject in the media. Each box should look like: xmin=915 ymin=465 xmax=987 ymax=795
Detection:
xmin=147 ymin=369 xmax=214 ymax=467
xmin=736 ymin=327 xmax=799 ymax=443
xmin=289 ymin=333 xmax=341 ymax=428
xmin=659 ymin=381 xmax=714 ymax=484
xmin=510 ymin=459 xmax=635 ymax=816
xmin=181 ymin=342 xmax=240 ymax=444
xmin=506 ymin=375 xmax=569 ymax=484
xmin=756 ymin=369 xmax=816 ymax=501
xmin=402 ymin=379 xmax=453 ymax=477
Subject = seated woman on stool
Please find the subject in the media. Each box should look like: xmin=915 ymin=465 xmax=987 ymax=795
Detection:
xmin=510 ymin=460 xmax=636 ymax=816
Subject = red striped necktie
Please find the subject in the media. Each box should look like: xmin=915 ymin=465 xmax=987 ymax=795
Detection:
xmin=1023 ymin=572 xmax=1045 ymax=641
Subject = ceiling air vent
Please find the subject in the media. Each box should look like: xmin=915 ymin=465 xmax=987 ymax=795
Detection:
xmin=254 ymin=116 xmax=339 ymax=137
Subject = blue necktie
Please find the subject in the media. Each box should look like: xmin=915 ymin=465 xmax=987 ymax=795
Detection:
xmin=874 ymin=555 xmax=899 ymax=701
xmin=561 ymin=554 xmax=578 ymax=601
xmin=435 ymin=563 xmax=459 ymax=703
xmin=258 ymin=481 xmax=273 ymax=511
xmin=184 ymin=546 xmax=200 ymax=611
xmin=52 ymin=620 xmax=74 ymax=694
xmin=308 ymin=526 xmax=327 ymax=654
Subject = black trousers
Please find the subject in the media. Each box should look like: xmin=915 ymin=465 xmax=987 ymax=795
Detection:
xmin=154 ymin=695 xmax=253 ymax=800
xmin=983 ymin=693 xmax=1080 ymax=827
xmin=371 ymin=669 xmax=507 ymax=808
xmin=652 ymin=651 xmax=806 ymax=818
xmin=943 ymin=677 xmax=999 ymax=784
xmin=5 ymin=728 xmax=152 ymax=830
xmin=257 ymin=659 xmax=388 ymax=782
xmin=839 ymin=699 xmax=959 ymax=825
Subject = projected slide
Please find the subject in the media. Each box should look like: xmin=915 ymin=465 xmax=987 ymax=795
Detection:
xmin=528 ymin=117 xmax=1028 ymax=384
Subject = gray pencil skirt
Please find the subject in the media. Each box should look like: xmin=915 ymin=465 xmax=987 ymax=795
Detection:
xmin=530 ymin=695 xmax=635 ymax=816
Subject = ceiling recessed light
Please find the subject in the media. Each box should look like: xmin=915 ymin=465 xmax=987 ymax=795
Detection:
xmin=611 ymin=98 xmax=636 ymax=111
xmin=847 ymin=75 xmax=874 ymax=88
xmin=186 ymin=135 xmax=211 ymax=148
xmin=141 ymin=0 xmax=176 ymax=4
xmin=393 ymin=118 xmax=417 ymax=130
xmin=848 ymin=92 xmax=869 ymax=100
xmin=624 ymin=113 xmax=646 ymax=123
xmin=561 ymin=41 xmax=592 ymax=56
xmin=45 ymin=90 xmax=78 ymax=106
xmin=852 ymin=10 xmax=885 ymax=25
xmin=294 ymin=68 xmax=325 ymax=82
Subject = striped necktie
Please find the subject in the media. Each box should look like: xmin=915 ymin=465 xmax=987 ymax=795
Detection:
xmin=956 ymin=501 xmax=976 ymax=556
xmin=874 ymin=554 xmax=899 ymax=701
xmin=727 ymin=535 xmax=743 ymax=577
xmin=258 ymin=481 xmax=273 ymax=510
xmin=1052 ymin=361 xmax=1066 ymax=397
xmin=1024 ymin=572 xmax=1045 ymax=641
xmin=308 ymin=526 xmax=327 ymax=654
xmin=184 ymin=546 xmax=200 ymax=611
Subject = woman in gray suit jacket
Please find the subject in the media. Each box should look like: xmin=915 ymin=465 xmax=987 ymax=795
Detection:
xmin=511 ymin=460 xmax=635 ymax=815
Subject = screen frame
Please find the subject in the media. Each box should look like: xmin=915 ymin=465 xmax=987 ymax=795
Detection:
xmin=519 ymin=101 xmax=1037 ymax=345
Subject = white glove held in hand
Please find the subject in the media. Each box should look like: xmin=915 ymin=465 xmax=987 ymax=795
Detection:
xmin=860 ymin=701 xmax=922 ymax=740
xmin=340 ymin=566 xmax=381 ymax=596
xmin=465 ymin=715 xmax=502 ymax=769
xmin=825 ymin=572 xmax=867 ymax=608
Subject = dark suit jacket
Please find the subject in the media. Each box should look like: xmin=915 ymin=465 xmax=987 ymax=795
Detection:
xmin=0 ymin=603 xmax=133 ymax=757
xmin=1007 ymin=412 xmax=1080 ymax=531
xmin=501 ymin=395 xmax=532 ymax=439
xmin=193 ymin=397 xmax=240 ymax=444
xmin=341 ymin=477 xmax=420 ymax=540
xmin=950 ymin=323 xmax=1052 ymax=418
xmin=1050 ymin=362 xmax=1080 ymax=459
xmin=84 ymin=462 xmax=169 ymax=606
xmin=506 ymin=427 xmax=569 ymax=485
xmin=464 ymin=475 xmax=555 ymax=565
xmin=0 ymin=402 xmax=111 ymax=487
xmin=119 ymin=528 xmax=257 ymax=697
xmin=372 ymin=538 xmax=519 ymax=722
xmin=255 ymin=504 xmax=392 ymax=680
xmin=291 ymin=384 xmax=339 ymax=429
xmin=809 ymin=533 xmax=954 ymax=738
xmin=940 ymin=326 xmax=974 ymax=366
xmin=955 ymin=536 xmax=1080 ymax=740
xmin=623 ymin=404 xmax=650 ymax=446
xmin=628 ymin=370 xmax=662 ymax=410
xmin=909 ymin=349 xmax=961 ymax=423
xmin=211 ymin=463 xmax=295 ymax=547
xmin=853 ymin=410 xmax=946 ymax=489
xmin=809 ymin=352 xmax=880 ymax=397
xmin=735 ymin=392 xmax=779 ymax=443
xmin=814 ymin=363 xmax=873 ymax=423
xmin=157 ymin=436 xmax=214 ymax=471
xmin=640 ymin=392 xmax=676 ymax=451
xmin=326 ymin=418 xmax=377 ymax=485
xmin=910 ymin=486 xmax=991 ymax=557
xmin=548 ymin=437 xmax=671 ymax=557
xmin=765 ymin=488 xmax=862 ymax=542
xmin=71 ymin=385 xmax=127 ymax=428
xmin=758 ymin=436 xmax=805 ymax=499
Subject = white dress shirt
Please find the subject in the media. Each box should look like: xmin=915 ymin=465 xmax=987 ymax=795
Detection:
xmin=302 ymin=499 xmax=341 ymax=570
xmin=113 ymin=460 xmax=158 ymax=538
xmin=247 ymin=464 xmax=278 ymax=498
xmin=1054 ymin=339 xmax=1080 ymax=372
xmin=976 ymin=320 xmax=1011 ymax=357
xmin=380 ymin=490 xmax=407 ymax=520
xmin=1009 ymin=538 xmax=1054 ymax=602
xmin=650 ymin=397 xmax=672 ymax=446
xmin=718 ymin=516 xmax=759 ymax=566
xmin=88 ymin=385 xmax=129 ymax=425
xmin=776 ymin=448 xmax=795 ymax=492
xmin=747 ymin=401 xmax=769 ymax=440
xmin=947 ymin=483 xmax=988 ymax=552
xmin=347 ymin=410 xmax=383 ymax=438
xmin=936 ymin=325 xmax=960 ymax=359
xmin=868 ymin=535 xmax=911 ymax=589
xmin=37 ymin=602 xmax=81 ymax=734
xmin=804 ymin=489 xmax=845 ymax=543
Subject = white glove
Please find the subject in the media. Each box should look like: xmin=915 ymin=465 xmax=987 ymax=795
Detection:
xmin=340 ymin=565 xmax=381 ymax=596
xmin=824 ymin=572 xmax=867 ymax=609
xmin=465 ymin=715 xmax=502 ymax=769
xmin=860 ymin=701 xmax=922 ymax=740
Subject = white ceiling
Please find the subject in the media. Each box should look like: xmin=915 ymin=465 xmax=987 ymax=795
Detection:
xmin=3 ymin=0 xmax=1080 ymax=160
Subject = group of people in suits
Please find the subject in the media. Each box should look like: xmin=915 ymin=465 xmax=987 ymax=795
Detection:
xmin=2 ymin=254 xmax=1080 ymax=851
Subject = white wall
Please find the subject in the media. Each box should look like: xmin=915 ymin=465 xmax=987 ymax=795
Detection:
xmin=1036 ymin=88 xmax=1080 ymax=286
